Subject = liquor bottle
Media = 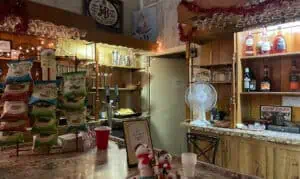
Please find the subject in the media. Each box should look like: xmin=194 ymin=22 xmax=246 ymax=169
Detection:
xmin=273 ymin=27 xmax=287 ymax=53
xmin=249 ymin=69 xmax=257 ymax=91
xmin=261 ymin=28 xmax=271 ymax=55
xmin=261 ymin=65 xmax=271 ymax=92
xmin=244 ymin=32 xmax=255 ymax=56
xmin=289 ymin=60 xmax=299 ymax=91
xmin=244 ymin=67 xmax=251 ymax=92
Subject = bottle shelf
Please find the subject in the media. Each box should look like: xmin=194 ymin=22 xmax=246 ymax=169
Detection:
xmin=241 ymin=52 xmax=300 ymax=60
xmin=241 ymin=92 xmax=300 ymax=96
xmin=90 ymin=87 xmax=140 ymax=91
xmin=210 ymin=81 xmax=232 ymax=84
xmin=192 ymin=63 xmax=232 ymax=68
xmin=98 ymin=65 xmax=144 ymax=70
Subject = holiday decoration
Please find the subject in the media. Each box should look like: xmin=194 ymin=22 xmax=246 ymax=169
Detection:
xmin=178 ymin=0 xmax=300 ymax=41
xmin=158 ymin=150 xmax=176 ymax=179
xmin=135 ymin=143 xmax=155 ymax=179
xmin=0 ymin=17 xmax=87 ymax=40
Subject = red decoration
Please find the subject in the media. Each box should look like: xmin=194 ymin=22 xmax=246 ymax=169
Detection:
xmin=179 ymin=0 xmax=293 ymax=16
xmin=178 ymin=23 xmax=197 ymax=42
xmin=0 ymin=0 xmax=29 ymax=33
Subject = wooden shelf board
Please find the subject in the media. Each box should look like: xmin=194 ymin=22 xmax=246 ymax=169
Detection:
xmin=241 ymin=52 xmax=300 ymax=60
xmin=90 ymin=87 xmax=140 ymax=91
xmin=210 ymin=82 xmax=232 ymax=84
xmin=192 ymin=63 xmax=232 ymax=68
xmin=99 ymin=65 xmax=145 ymax=70
xmin=241 ymin=92 xmax=300 ymax=96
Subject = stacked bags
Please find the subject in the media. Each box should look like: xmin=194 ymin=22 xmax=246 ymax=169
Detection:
xmin=62 ymin=72 xmax=87 ymax=132
xmin=0 ymin=60 xmax=32 ymax=146
xmin=29 ymin=81 xmax=58 ymax=148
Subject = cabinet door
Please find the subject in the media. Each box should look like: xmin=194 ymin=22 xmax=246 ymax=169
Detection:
xmin=274 ymin=149 xmax=300 ymax=179
xmin=239 ymin=140 xmax=267 ymax=178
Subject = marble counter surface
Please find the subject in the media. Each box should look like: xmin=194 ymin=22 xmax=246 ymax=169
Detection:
xmin=182 ymin=122 xmax=300 ymax=145
xmin=0 ymin=140 xmax=259 ymax=179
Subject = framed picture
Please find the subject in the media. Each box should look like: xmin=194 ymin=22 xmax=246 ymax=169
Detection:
xmin=260 ymin=105 xmax=292 ymax=122
xmin=142 ymin=0 xmax=158 ymax=7
xmin=123 ymin=120 xmax=153 ymax=167
xmin=132 ymin=6 xmax=158 ymax=42
xmin=0 ymin=40 xmax=12 ymax=58
xmin=85 ymin=0 xmax=123 ymax=33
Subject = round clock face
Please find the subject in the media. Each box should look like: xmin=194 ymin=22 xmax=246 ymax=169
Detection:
xmin=89 ymin=0 xmax=119 ymax=26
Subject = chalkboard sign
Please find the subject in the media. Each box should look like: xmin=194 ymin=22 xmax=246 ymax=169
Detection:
xmin=86 ymin=0 xmax=123 ymax=33
xmin=123 ymin=120 xmax=153 ymax=167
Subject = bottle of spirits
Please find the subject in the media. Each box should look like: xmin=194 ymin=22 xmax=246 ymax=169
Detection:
xmin=273 ymin=27 xmax=287 ymax=53
xmin=289 ymin=60 xmax=299 ymax=91
xmin=261 ymin=28 xmax=271 ymax=55
xmin=244 ymin=67 xmax=251 ymax=92
xmin=261 ymin=65 xmax=271 ymax=92
xmin=244 ymin=32 xmax=255 ymax=56
xmin=249 ymin=69 xmax=257 ymax=91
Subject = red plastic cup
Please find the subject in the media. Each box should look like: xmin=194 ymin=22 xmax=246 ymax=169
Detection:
xmin=95 ymin=126 xmax=111 ymax=150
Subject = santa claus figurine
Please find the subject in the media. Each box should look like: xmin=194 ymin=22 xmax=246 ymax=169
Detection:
xmin=135 ymin=144 xmax=155 ymax=179
xmin=158 ymin=150 xmax=175 ymax=179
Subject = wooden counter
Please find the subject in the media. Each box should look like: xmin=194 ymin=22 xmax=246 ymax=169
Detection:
xmin=0 ymin=140 xmax=258 ymax=179
xmin=182 ymin=122 xmax=300 ymax=179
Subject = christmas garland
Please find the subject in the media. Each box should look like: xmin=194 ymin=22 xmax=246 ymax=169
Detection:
xmin=179 ymin=0 xmax=296 ymax=16
xmin=178 ymin=0 xmax=300 ymax=42
xmin=0 ymin=0 xmax=28 ymax=33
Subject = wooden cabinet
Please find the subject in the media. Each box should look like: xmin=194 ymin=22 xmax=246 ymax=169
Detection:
xmin=190 ymin=129 xmax=300 ymax=179
xmin=273 ymin=149 xmax=300 ymax=179
xmin=239 ymin=140 xmax=267 ymax=178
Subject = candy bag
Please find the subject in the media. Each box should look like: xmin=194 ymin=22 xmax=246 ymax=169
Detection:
xmin=29 ymin=81 xmax=57 ymax=105
xmin=0 ymin=132 xmax=24 ymax=146
xmin=31 ymin=102 xmax=56 ymax=118
xmin=1 ymin=83 xmax=30 ymax=102
xmin=61 ymin=96 xmax=85 ymax=110
xmin=0 ymin=101 xmax=29 ymax=122
xmin=31 ymin=117 xmax=57 ymax=135
xmin=0 ymin=120 xmax=28 ymax=131
xmin=62 ymin=72 xmax=86 ymax=99
xmin=65 ymin=108 xmax=86 ymax=126
xmin=6 ymin=60 xmax=33 ymax=84
xmin=34 ymin=133 xmax=57 ymax=147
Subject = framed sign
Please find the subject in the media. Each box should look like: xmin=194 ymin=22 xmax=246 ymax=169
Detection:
xmin=142 ymin=0 xmax=158 ymax=7
xmin=132 ymin=6 xmax=158 ymax=42
xmin=123 ymin=120 xmax=153 ymax=167
xmin=86 ymin=0 xmax=123 ymax=33
xmin=0 ymin=40 xmax=11 ymax=53
xmin=260 ymin=105 xmax=292 ymax=122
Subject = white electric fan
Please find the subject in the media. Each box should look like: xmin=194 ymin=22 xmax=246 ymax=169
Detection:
xmin=185 ymin=81 xmax=217 ymax=126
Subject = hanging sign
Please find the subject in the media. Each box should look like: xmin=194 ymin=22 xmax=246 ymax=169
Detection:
xmin=86 ymin=0 xmax=123 ymax=33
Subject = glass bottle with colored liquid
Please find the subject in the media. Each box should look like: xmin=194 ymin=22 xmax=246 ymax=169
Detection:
xmin=261 ymin=28 xmax=272 ymax=55
xmin=273 ymin=27 xmax=287 ymax=53
xmin=244 ymin=32 xmax=255 ymax=56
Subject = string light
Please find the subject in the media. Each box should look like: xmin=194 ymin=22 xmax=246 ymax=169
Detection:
xmin=31 ymin=47 xmax=35 ymax=51
xmin=26 ymin=49 xmax=30 ymax=53
xmin=18 ymin=46 xmax=22 ymax=50
xmin=41 ymin=40 xmax=45 ymax=45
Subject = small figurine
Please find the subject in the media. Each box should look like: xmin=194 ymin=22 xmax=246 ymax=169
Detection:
xmin=158 ymin=150 xmax=176 ymax=179
xmin=135 ymin=143 xmax=155 ymax=179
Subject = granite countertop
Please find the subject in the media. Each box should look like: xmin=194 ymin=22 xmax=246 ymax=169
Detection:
xmin=0 ymin=139 xmax=259 ymax=179
xmin=182 ymin=122 xmax=300 ymax=145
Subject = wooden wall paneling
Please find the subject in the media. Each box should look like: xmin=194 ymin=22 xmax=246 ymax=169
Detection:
xmin=280 ymin=57 xmax=292 ymax=92
xmin=199 ymin=43 xmax=212 ymax=66
xmin=219 ymin=37 xmax=234 ymax=64
xmin=269 ymin=58 xmax=281 ymax=92
xmin=211 ymin=40 xmax=220 ymax=65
